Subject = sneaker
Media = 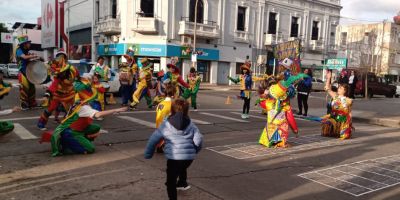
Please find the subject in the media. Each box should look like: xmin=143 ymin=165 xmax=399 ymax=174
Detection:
xmin=302 ymin=114 xmax=307 ymax=117
xmin=244 ymin=114 xmax=250 ymax=119
xmin=37 ymin=123 xmax=47 ymax=131
xmin=193 ymin=109 xmax=198 ymax=112
xmin=176 ymin=185 xmax=191 ymax=191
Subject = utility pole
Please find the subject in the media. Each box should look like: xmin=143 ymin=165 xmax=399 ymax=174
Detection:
xmin=192 ymin=0 xmax=198 ymax=70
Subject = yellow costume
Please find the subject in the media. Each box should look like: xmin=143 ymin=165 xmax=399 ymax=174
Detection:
xmin=130 ymin=58 xmax=153 ymax=108
xmin=155 ymin=97 xmax=172 ymax=128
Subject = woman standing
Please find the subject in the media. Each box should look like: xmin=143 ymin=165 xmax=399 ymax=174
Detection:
xmin=228 ymin=62 xmax=253 ymax=119
xmin=296 ymin=69 xmax=312 ymax=116
xmin=321 ymin=70 xmax=353 ymax=140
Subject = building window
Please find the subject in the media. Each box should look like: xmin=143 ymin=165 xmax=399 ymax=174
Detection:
xmin=237 ymin=6 xmax=247 ymax=31
xmin=95 ymin=1 xmax=99 ymax=22
xmin=341 ymin=32 xmax=347 ymax=46
xmin=140 ymin=0 xmax=154 ymax=17
xmin=189 ymin=0 xmax=204 ymax=23
xmin=268 ymin=12 xmax=277 ymax=34
xmin=311 ymin=21 xmax=319 ymax=40
xmin=290 ymin=17 xmax=299 ymax=37
xmin=111 ymin=0 xmax=117 ymax=18
xmin=236 ymin=6 xmax=247 ymax=31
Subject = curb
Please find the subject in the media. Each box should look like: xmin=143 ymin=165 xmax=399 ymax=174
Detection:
xmin=352 ymin=117 xmax=400 ymax=128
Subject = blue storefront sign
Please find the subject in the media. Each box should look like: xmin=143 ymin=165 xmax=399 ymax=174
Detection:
xmin=98 ymin=43 xmax=219 ymax=61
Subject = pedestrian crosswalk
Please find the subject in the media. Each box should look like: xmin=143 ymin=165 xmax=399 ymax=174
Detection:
xmin=0 ymin=110 xmax=260 ymax=141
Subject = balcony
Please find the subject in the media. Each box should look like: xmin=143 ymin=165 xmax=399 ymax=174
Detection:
xmin=327 ymin=44 xmax=338 ymax=53
xmin=132 ymin=17 xmax=158 ymax=34
xmin=264 ymin=34 xmax=277 ymax=46
xmin=178 ymin=17 xmax=220 ymax=39
xmin=234 ymin=30 xmax=250 ymax=43
xmin=309 ymin=40 xmax=324 ymax=51
xmin=96 ymin=17 xmax=121 ymax=35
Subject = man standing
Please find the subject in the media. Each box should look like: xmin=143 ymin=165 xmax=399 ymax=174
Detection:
xmin=348 ymin=70 xmax=357 ymax=99
xmin=16 ymin=35 xmax=38 ymax=109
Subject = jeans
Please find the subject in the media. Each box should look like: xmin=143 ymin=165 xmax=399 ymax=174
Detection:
xmin=166 ymin=159 xmax=193 ymax=200
xmin=297 ymin=93 xmax=309 ymax=115
xmin=120 ymin=84 xmax=133 ymax=105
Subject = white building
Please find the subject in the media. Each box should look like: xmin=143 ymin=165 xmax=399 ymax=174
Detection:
xmin=94 ymin=0 xmax=342 ymax=85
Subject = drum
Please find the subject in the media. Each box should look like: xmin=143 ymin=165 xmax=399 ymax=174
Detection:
xmin=26 ymin=61 xmax=48 ymax=84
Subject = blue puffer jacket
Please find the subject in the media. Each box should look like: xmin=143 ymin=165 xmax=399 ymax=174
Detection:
xmin=144 ymin=118 xmax=203 ymax=160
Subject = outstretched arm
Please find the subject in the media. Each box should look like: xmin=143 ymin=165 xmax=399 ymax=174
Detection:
xmin=227 ymin=76 xmax=240 ymax=84
xmin=94 ymin=107 xmax=128 ymax=118
xmin=325 ymin=71 xmax=337 ymax=98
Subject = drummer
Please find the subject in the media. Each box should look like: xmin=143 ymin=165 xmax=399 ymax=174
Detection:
xmin=90 ymin=56 xmax=111 ymax=104
xmin=16 ymin=35 xmax=38 ymax=110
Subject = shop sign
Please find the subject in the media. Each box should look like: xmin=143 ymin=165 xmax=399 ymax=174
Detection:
xmin=97 ymin=43 xmax=129 ymax=55
xmin=135 ymin=44 xmax=167 ymax=57
xmin=325 ymin=58 xmax=347 ymax=69
xmin=169 ymin=45 xmax=219 ymax=61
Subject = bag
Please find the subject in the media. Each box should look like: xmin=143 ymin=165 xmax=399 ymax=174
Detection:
xmin=119 ymin=72 xmax=131 ymax=85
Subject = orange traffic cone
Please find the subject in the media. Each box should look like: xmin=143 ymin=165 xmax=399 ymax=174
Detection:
xmin=108 ymin=93 xmax=117 ymax=105
xmin=225 ymin=96 xmax=232 ymax=104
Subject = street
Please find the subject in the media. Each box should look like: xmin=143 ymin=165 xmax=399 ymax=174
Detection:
xmin=1 ymin=81 xmax=400 ymax=200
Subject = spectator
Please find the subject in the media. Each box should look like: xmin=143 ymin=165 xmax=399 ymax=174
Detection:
xmin=348 ymin=70 xmax=358 ymax=99
xmin=144 ymin=98 xmax=203 ymax=200
xmin=297 ymin=69 xmax=313 ymax=116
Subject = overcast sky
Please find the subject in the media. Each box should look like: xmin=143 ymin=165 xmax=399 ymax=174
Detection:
xmin=0 ymin=0 xmax=399 ymax=27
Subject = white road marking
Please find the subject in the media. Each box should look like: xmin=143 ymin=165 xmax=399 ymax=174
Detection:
xmin=231 ymin=112 xmax=266 ymax=120
xmin=117 ymin=116 xmax=156 ymax=129
xmin=190 ymin=118 xmax=212 ymax=125
xmin=12 ymin=123 xmax=38 ymax=140
xmin=298 ymin=154 xmax=400 ymax=197
xmin=99 ymin=129 xmax=108 ymax=134
xmin=200 ymin=112 xmax=248 ymax=123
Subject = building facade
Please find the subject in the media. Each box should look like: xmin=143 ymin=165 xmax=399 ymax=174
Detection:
xmin=94 ymin=0 xmax=342 ymax=85
xmin=336 ymin=22 xmax=400 ymax=82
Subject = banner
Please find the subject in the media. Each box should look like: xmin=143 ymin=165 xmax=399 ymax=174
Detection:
xmin=1 ymin=33 xmax=13 ymax=44
xmin=273 ymin=40 xmax=301 ymax=74
xmin=325 ymin=58 xmax=347 ymax=70
xmin=41 ymin=0 xmax=57 ymax=48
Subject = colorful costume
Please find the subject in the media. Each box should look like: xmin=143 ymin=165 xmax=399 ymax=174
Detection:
xmin=228 ymin=62 xmax=264 ymax=119
xmin=163 ymin=63 xmax=189 ymax=98
xmin=16 ymin=35 xmax=36 ymax=109
xmin=257 ymin=74 xmax=307 ymax=148
xmin=152 ymin=71 xmax=166 ymax=106
xmin=38 ymin=51 xmax=78 ymax=130
xmin=130 ymin=58 xmax=153 ymax=108
xmin=0 ymin=80 xmax=11 ymax=100
xmin=182 ymin=68 xmax=201 ymax=110
xmin=321 ymin=96 xmax=353 ymax=139
xmin=91 ymin=81 xmax=106 ymax=111
xmin=0 ymin=80 xmax=14 ymax=135
xmin=50 ymin=78 xmax=100 ymax=156
xmin=155 ymin=96 xmax=172 ymax=152
xmin=90 ymin=63 xmax=110 ymax=82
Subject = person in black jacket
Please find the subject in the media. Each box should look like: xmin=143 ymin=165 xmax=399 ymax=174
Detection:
xmin=348 ymin=70 xmax=358 ymax=99
xmin=297 ymin=69 xmax=313 ymax=116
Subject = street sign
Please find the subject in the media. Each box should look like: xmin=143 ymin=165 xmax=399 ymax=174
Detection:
xmin=191 ymin=54 xmax=197 ymax=62
xmin=325 ymin=58 xmax=347 ymax=69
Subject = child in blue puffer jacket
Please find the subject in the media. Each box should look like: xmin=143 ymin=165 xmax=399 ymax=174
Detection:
xmin=144 ymin=98 xmax=203 ymax=200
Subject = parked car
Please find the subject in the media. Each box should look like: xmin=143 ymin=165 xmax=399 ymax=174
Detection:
xmin=0 ymin=64 xmax=6 ymax=75
xmin=5 ymin=63 xmax=19 ymax=78
xmin=68 ymin=59 xmax=96 ymax=76
xmin=355 ymin=72 xmax=396 ymax=98
xmin=311 ymin=77 xmax=325 ymax=91
xmin=395 ymin=84 xmax=400 ymax=98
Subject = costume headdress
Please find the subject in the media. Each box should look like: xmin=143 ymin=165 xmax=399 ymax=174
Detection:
xmin=17 ymin=35 xmax=31 ymax=45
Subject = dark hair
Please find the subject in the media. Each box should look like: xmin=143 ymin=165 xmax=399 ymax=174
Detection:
xmin=338 ymin=83 xmax=349 ymax=97
xmin=164 ymin=83 xmax=176 ymax=97
xmin=97 ymin=56 xmax=104 ymax=62
xmin=171 ymin=98 xmax=189 ymax=116
xmin=190 ymin=67 xmax=196 ymax=73
xmin=304 ymin=68 xmax=313 ymax=77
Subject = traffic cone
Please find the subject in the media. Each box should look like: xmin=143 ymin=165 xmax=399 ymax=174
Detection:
xmin=225 ymin=96 xmax=232 ymax=104
xmin=108 ymin=94 xmax=117 ymax=105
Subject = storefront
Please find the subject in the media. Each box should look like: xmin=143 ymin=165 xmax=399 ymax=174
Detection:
xmin=97 ymin=43 xmax=219 ymax=82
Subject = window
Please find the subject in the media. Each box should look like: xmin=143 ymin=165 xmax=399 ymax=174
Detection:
xmin=268 ymin=12 xmax=277 ymax=34
xmin=140 ymin=0 xmax=154 ymax=17
xmin=290 ymin=17 xmax=299 ymax=37
xmin=236 ymin=62 xmax=244 ymax=74
xmin=311 ymin=21 xmax=319 ymax=40
xmin=189 ymin=0 xmax=204 ymax=23
xmin=237 ymin=6 xmax=247 ymax=31
xmin=341 ymin=32 xmax=347 ymax=46
xmin=111 ymin=0 xmax=117 ymax=18
xmin=95 ymin=1 xmax=99 ymax=22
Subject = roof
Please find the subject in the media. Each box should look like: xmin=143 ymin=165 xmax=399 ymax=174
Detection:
xmin=12 ymin=22 xmax=41 ymax=30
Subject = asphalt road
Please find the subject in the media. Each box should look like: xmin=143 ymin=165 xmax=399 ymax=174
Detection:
xmin=1 ymin=79 xmax=400 ymax=200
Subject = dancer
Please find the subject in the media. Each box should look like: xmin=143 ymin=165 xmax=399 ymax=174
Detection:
xmin=130 ymin=58 xmax=154 ymax=109
xmin=16 ymin=35 xmax=38 ymax=109
xmin=90 ymin=56 xmax=111 ymax=105
xmin=91 ymin=73 xmax=106 ymax=112
xmin=145 ymin=98 xmax=203 ymax=200
xmin=182 ymin=67 xmax=201 ymax=111
xmin=0 ymin=70 xmax=11 ymax=100
xmin=153 ymin=70 xmax=167 ymax=106
xmin=37 ymin=50 xmax=78 ymax=130
xmin=228 ymin=61 xmax=264 ymax=119
xmin=321 ymin=70 xmax=353 ymax=139
xmin=50 ymin=74 xmax=128 ymax=156
xmin=257 ymin=73 xmax=308 ymax=148
xmin=0 ymin=70 xmax=20 ymax=135
xmin=163 ymin=58 xmax=189 ymax=98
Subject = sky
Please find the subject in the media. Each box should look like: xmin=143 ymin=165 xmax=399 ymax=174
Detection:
xmin=0 ymin=0 xmax=399 ymax=27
